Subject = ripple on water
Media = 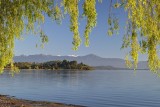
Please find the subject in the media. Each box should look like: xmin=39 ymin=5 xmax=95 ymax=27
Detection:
xmin=0 ymin=70 xmax=160 ymax=107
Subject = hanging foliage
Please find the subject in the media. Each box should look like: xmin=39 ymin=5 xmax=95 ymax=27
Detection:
xmin=0 ymin=0 xmax=160 ymax=73
xmin=122 ymin=0 xmax=160 ymax=72
xmin=63 ymin=0 xmax=81 ymax=50
xmin=83 ymin=0 xmax=97 ymax=46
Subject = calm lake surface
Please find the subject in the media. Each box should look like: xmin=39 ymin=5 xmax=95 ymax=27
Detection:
xmin=0 ymin=70 xmax=160 ymax=107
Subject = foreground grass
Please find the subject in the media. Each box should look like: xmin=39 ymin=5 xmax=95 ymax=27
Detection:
xmin=0 ymin=95 xmax=84 ymax=107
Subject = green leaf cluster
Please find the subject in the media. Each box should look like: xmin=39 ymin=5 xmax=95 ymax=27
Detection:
xmin=1 ymin=0 xmax=160 ymax=73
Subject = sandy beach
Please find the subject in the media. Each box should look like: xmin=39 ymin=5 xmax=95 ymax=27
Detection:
xmin=0 ymin=95 xmax=84 ymax=107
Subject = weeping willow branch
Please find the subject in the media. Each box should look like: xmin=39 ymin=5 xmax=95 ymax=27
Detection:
xmin=0 ymin=0 xmax=160 ymax=73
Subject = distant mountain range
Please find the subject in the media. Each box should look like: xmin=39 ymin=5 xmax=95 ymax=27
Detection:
xmin=14 ymin=54 xmax=148 ymax=69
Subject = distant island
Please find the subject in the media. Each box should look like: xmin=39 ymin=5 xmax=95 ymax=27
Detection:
xmin=12 ymin=60 xmax=93 ymax=70
xmin=14 ymin=54 xmax=148 ymax=69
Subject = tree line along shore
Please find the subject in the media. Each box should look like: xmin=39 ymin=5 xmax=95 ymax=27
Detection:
xmin=6 ymin=60 xmax=93 ymax=70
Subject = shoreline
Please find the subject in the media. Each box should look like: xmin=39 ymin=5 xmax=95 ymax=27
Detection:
xmin=0 ymin=95 xmax=84 ymax=107
xmin=4 ymin=68 xmax=94 ymax=71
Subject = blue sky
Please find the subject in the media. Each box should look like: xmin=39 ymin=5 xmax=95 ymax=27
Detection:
xmin=15 ymin=0 xmax=147 ymax=60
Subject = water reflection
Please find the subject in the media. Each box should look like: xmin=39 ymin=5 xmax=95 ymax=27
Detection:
xmin=0 ymin=70 xmax=160 ymax=107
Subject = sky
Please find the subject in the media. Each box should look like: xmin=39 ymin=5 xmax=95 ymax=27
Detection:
xmin=14 ymin=0 xmax=147 ymax=60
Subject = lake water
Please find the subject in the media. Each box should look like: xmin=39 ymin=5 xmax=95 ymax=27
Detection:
xmin=0 ymin=70 xmax=160 ymax=107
